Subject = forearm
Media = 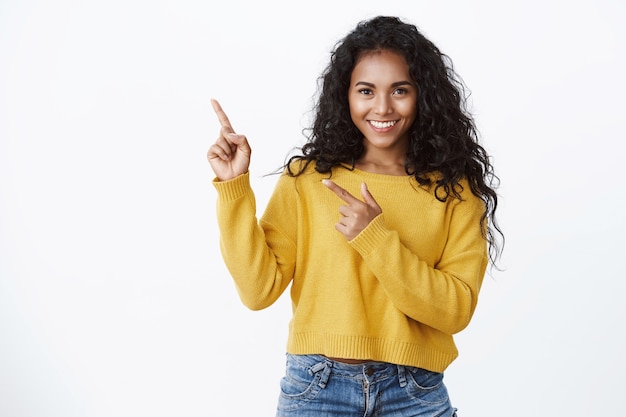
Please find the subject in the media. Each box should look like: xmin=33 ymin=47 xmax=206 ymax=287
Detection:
xmin=350 ymin=215 xmax=487 ymax=334
xmin=214 ymin=173 xmax=294 ymax=310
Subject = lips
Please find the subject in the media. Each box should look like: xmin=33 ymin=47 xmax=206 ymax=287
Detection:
xmin=369 ymin=120 xmax=397 ymax=129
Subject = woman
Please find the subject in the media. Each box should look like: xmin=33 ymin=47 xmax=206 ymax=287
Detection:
xmin=208 ymin=15 xmax=502 ymax=417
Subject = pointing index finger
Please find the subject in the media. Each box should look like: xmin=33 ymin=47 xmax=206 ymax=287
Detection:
xmin=322 ymin=179 xmax=359 ymax=204
xmin=210 ymin=98 xmax=234 ymax=131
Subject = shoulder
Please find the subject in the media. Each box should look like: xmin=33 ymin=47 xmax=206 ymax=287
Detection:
xmin=285 ymin=158 xmax=316 ymax=175
xmin=451 ymin=178 xmax=486 ymax=218
xmin=282 ymin=158 xmax=329 ymax=180
xmin=425 ymin=172 xmax=479 ymax=201
xmin=421 ymin=173 xmax=485 ymax=215
xmin=273 ymin=159 xmax=325 ymax=194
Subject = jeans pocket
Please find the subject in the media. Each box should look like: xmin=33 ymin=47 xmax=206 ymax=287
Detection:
xmin=277 ymin=355 xmax=327 ymax=412
xmin=404 ymin=367 xmax=450 ymax=405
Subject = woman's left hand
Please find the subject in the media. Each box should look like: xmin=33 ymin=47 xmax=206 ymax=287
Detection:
xmin=323 ymin=180 xmax=382 ymax=241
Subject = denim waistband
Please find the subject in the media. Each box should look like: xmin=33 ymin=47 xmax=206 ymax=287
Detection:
xmin=287 ymin=353 xmax=406 ymax=379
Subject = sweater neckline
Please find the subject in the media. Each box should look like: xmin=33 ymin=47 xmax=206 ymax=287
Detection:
xmin=342 ymin=166 xmax=415 ymax=183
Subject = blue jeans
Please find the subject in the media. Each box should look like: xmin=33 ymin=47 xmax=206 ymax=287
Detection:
xmin=276 ymin=354 xmax=458 ymax=417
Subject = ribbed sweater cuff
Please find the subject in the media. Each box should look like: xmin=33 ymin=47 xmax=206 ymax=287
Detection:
xmin=349 ymin=214 xmax=389 ymax=256
xmin=212 ymin=172 xmax=251 ymax=201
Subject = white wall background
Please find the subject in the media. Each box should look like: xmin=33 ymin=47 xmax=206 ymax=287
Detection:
xmin=1 ymin=0 xmax=624 ymax=416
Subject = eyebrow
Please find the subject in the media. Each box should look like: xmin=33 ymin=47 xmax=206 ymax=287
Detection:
xmin=354 ymin=81 xmax=413 ymax=88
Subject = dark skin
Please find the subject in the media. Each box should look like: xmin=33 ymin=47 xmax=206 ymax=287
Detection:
xmin=207 ymin=99 xmax=251 ymax=182
xmin=322 ymin=179 xmax=382 ymax=241
xmin=208 ymin=99 xmax=382 ymax=242
xmin=209 ymin=100 xmax=384 ymax=364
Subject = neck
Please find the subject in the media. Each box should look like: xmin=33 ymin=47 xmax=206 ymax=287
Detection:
xmin=355 ymin=157 xmax=407 ymax=176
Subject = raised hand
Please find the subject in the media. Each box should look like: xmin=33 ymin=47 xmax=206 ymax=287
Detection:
xmin=322 ymin=180 xmax=382 ymax=240
xmin=207 ymin=99 xmax=251 ymax=181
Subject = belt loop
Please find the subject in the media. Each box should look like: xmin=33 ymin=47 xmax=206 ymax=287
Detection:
xmin=308 ymin=361 xmax=326 ymax=375
xmin=318 ymin=360 xmax=332 ymax=389
xmin=397 ymin=365 xmax=407 ymax=388
xmin=308 ymin=360 xmax=332 ymax=389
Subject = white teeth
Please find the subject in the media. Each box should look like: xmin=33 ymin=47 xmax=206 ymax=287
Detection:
xmin=370 ymin=120 xmax=397 ymax=129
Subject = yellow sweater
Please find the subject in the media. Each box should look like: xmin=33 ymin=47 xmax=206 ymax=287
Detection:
xmin=213 ymin=163 xmax=488 ymax=372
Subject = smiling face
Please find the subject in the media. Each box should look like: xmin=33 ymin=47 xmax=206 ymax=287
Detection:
xmin=348 ymin=50 xmax=417 ymax=162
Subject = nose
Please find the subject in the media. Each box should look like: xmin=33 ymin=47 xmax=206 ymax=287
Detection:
xmin=374 ymin=94 xmax=392 ymax=115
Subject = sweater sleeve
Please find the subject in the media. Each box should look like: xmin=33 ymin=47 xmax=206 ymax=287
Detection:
xmin=349 ymin=191 xmax=488 ymax=335
xmin=213 ymin=172 xmax=296 ymax=310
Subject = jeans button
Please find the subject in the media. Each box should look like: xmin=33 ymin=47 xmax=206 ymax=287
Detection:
xmin=365 ymin=367 xmax=374 ymax=376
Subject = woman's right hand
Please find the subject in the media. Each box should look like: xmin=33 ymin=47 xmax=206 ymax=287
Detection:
xmin=207 ymin=99 xmax=251 ymax=181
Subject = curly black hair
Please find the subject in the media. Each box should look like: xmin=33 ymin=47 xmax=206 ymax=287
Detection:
xmin=286 ymin=16 xmax=503 ymax=265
